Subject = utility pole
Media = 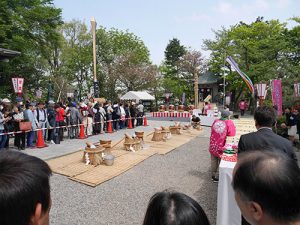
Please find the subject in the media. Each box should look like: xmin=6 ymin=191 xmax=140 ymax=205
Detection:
xmin=194 ymin=69 xmax=199 ymax=108
xmin=91 ymin=17 xmax=99 ymax=98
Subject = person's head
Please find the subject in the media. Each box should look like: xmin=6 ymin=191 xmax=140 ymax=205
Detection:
xmin=285 ymin=107 xmax=291 ymax=114
xmin=13 ymin=105 xmax=21 ymax=113
xmin=0 ymin=151 xmax=52 ymax=225
xmin=221 ymin=110 xmax=230 ymax=119
xmin=37 ymin=102 xmax=44 ymax=110
xmin=233 ymin=150 xmax=300 ymax=225
xmin=143 ymin=191 xmax=210 ymax=225
xmin=54 ymin=104 xmax=60 ymax=112
xmin=254 ymin=106 xmax=276 ymax=128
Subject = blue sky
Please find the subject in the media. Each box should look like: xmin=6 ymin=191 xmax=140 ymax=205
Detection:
xmin=53 ymin=0 xmax=299 ymax=65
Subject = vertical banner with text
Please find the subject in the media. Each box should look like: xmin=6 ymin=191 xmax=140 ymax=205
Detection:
xmin=271 ymin=80 xmax=283 ymax=116
xmin=12 ymin=77 xmax=24 ymax=95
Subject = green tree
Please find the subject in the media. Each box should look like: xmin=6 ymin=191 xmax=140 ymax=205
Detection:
xmin=59 ymin=20 xmax=92 ymax=100
xmin=203 ymin=18 xmax=294 ymax=108
xmin=164 ymin=38 xmax=186 ymax=67
xmin=96 ymin=27 xmax=152 ymax=100
xmin=0 ymin=0 xmax=62 ymax=99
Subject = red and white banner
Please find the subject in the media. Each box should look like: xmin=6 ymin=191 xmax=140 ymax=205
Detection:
xmin=255 ymin=83 xmax=267 ymax=99
xmin=12 ymin=77 xmax=24 ymax=94
xmin=294 ymin=83 xmax=300 ymax=97
xmin=152 ymin=111 xmax=191 ymax=118
xmin=271 ymin=80 xmax=283 ymax=116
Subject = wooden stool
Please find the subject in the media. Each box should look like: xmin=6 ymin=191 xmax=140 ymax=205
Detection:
xmin=135 ymin=131 xmax=144 ymax=142
xmin=99 ymin=139 xmax=112 ymax=154
xmin=169 ymin=126 xmax=182 ymax=135
xmin=124 ymin=134 xmax=141 ymax=151
xmin=152 ymin=127 xmax=164 ymax=141
xmin=100 ymin=139 xmax=112 ymax=148
xmin=161 ymin=126 xmax=171 ymax=140
xmin=82 ymin=147 xmax=105 ymax=166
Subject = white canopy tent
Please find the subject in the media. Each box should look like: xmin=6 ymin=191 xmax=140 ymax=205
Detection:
xmin=120 ymin=91 xmax=155 ymax=102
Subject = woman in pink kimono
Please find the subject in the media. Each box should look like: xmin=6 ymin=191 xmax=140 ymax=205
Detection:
xmin=208 ymin=110 xmax=236 ymax=182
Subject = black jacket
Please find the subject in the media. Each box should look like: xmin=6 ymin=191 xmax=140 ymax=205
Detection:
xmin=238 ymin=128 xmax=297 ymax=161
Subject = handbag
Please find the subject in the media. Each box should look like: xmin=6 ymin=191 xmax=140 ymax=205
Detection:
xmin=19 ymin=121 xmax=32 ymax=131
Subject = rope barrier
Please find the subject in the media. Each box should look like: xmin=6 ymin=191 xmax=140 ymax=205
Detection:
xmin=0 ymin=116 xmax=147 ymax=136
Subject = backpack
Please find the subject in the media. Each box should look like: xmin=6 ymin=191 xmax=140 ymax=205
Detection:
xmin=113 ymin=106 xmax=121 ymax=116
xmin=94 ymin=109 xmax=101 ymax=122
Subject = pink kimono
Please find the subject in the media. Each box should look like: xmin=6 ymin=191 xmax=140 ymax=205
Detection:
xmin=208 ymin=119 xmax=236 ymax=158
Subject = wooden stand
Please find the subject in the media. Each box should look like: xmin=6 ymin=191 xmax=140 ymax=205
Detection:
xmin=99 ymin=139 xmax=112 ymax=154
xmin=82 ymin=147 xmax=104 ymax=166
xmin=161 ymin=126 xmax=171 ymax=140
xmin=135 ymin=131 xmax=144 ymax=142
xmin=100 ymin=139 xmax=112 ymax=148
xmin=169 ymin=126 xmax=182 ymax=135
xmin=151 ymin=128 xmax=164 ymax=141
xmin=124 ymin=134 xmax=141 ymax=151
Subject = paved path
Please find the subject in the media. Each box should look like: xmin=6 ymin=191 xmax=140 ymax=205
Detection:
xmin=49 ymin=126 xmax=217 ymax=225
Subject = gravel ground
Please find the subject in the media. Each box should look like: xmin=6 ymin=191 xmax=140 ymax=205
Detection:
xmin=49 ymin=126 xmax=217 ymax=225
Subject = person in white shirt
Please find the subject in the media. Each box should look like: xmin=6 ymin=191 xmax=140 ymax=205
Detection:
xmin=34 ymin=102 xmax=48 ymax=139
xmin=136 ymin=101 xmax=144 ymax=126
xmin=119 ymin=103 xmax=126 ymax=129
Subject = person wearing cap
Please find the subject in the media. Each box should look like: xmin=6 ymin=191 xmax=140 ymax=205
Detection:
xmin=208 ymin=109 xmax=236 ymax=182
xmin=34 ymin=102 xmax=48 ymax=140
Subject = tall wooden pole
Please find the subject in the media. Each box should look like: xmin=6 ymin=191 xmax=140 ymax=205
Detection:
xmin=91 ymin=17 xmax=99 ymax=97
xmin=91 ymin=18 xmax=97 ymax=82
xmin=194 ymin=69 xmax=199 ymax=108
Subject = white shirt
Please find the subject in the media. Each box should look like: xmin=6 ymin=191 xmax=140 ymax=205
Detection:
xmin=13 ymin=112 xmax=24 ymax=121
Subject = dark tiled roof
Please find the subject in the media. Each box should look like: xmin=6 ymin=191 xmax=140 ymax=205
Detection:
xmin=198 ymin=71 xmax=219 ymax=84
xmin=0 ymin=48 xmax=21 ymax=61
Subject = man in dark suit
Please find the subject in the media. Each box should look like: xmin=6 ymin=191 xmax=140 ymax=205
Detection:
xmin=238 ymin=106 xmax=297 ymax=161
xmin=238 ymin=106 xmax=297 ymax=225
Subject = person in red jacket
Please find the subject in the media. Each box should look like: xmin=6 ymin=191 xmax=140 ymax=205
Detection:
xmin=239 ymin=99 xmax=248 ymax=116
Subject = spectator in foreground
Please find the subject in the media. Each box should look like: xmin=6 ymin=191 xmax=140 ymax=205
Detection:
xmin=238 ymin=106 xmax=297 ymax=161
xmin=143 ymin=191 xmax=210 ymax=225
xmin=0 ymin=151 xmax=52 ymax=225
xmin=233 ymin=150 xmax=300 ymax=225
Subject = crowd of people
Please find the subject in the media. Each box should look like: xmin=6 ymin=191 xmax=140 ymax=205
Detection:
xmin=0 ymin=98 xmax=145 ymax=150
xmin=1 ymin=101 xmax=300 ymax=225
